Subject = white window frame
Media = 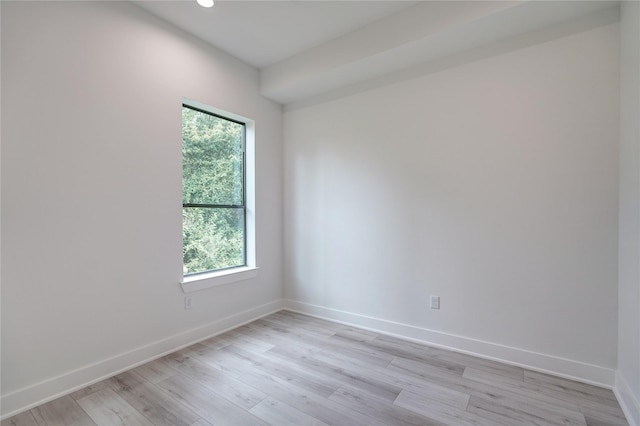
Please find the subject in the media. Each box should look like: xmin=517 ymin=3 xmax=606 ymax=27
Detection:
xmin=180 ymin=98 xmax=257 ymax=293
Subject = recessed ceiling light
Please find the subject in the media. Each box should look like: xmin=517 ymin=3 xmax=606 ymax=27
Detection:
xmin=197 ymin=0 xmax=214 ymax=8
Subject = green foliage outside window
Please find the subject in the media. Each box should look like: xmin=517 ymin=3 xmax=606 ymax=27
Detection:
xmin=182 ymin=106 xmax=245 ymax=275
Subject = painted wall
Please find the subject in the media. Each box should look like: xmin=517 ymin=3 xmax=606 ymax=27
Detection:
xmin=284 ymin=23 xmax=620 ymax=378
xmin=617 ymin=1 xmax=640 ymax=423
xmin=1 ymin=1 xmax=283 ymax=415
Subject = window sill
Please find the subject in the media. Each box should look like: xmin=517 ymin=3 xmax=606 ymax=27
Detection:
xmin=181 ymin=266 xmax=259 ymax=293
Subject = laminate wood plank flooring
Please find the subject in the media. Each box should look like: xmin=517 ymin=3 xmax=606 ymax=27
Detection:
xmin=74 ymin=388 xmax=153 ymax=426
xmin=31 ymin=396 xmax=96 ymax=426
xmin=2 ymin=311 xmax=630 ymax=426
xmin=131 ymin=359 xmax=180 ymax=384
xmin=1 ymin=411 xmax=39 ymax=426
xmin=238 ymin=368 xmax=387 ymax=426
xmin=248 ymin=397 xmax=328 ymax=426
xmin=106 ymin=371 xmax=200 ymax=426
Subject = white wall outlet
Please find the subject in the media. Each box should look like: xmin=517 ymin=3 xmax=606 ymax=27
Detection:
xmin=430 ymin=295 xmax=440 ymax=309
xmin=185 ymin=296 xmax=193 ymax=310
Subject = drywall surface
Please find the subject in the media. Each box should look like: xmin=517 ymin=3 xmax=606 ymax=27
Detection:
xmin=284 ymin=24 xmax=619 ymax=374
xmin=1 ymin=1 xmax=283 ymax=415
xmin=617 ymin=1 xmax=640 ymax=423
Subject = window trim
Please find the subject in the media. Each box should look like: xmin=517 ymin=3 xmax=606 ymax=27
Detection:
xmin=180 ymin=98 xmax=257 ymax=293
xmin=181 ymin=266 xmax=259 ymax=293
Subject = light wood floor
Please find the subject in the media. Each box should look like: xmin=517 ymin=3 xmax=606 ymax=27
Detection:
xmin=2 ymin=310 xmax=629 ymax=426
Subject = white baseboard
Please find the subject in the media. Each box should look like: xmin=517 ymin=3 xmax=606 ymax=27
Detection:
xmin=1 ymin=299 xmax=284 ymax=420
xmin=283 ymin=299 xmax=615 ymax=388
xmin=615 ymin=371 xmax=640 ymax=426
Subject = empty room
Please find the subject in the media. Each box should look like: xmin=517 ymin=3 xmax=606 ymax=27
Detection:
xmin=1 ymin=0 xmax=639 ymax=425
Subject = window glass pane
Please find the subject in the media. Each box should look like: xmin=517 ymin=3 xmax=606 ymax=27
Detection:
xmin=182 ymin=107 xmax=244 ymax=206
xmin=183 ymin=207 xmax=245 ymax=275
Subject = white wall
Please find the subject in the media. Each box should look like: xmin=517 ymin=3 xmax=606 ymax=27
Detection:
xmin=1 ymin=1 xmax=283 ymax=416
xmin=284 ymin=23 xmax=620 ymax=383
xmin=617 ymin=1 xmax=640 ymax=423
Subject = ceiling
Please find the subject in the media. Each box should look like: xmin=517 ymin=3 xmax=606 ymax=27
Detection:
xmin=133 ymin=0 xmax=620 ymax=105
xmin=133 ymin=1 xmax=417 ymax=68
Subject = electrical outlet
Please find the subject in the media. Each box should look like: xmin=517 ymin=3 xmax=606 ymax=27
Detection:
xmin=185 ymin=296 xmax=193 ymax=310
xmin=430 ymin=295 xmax=440 ymax=309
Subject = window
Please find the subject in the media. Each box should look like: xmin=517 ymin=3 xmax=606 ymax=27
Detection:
xmin=181 ymin=100 xmax=257 ymax=291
